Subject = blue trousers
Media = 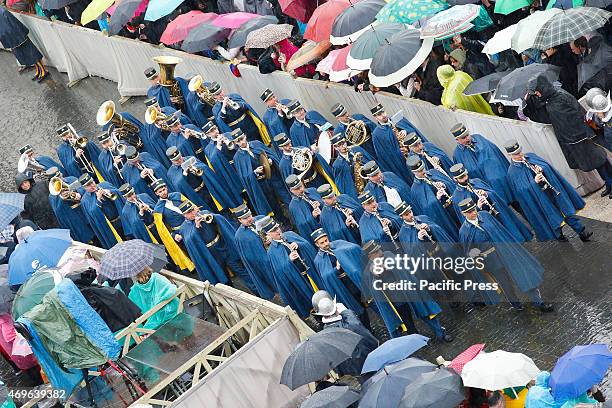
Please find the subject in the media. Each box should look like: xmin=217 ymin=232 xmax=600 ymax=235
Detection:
xmin=555 ymin=214 xmax=585 ymax=236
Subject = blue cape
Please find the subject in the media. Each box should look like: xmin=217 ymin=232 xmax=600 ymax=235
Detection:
xmin=365 ymin=171 xmax=414 ymax=209
xmin=185 ymin=91 xmax=213 ymax=128
xmin=410 ymin=171 xmax=460 ymax=240
xmin=203 ymin=137 xmax=243 ymax=199
xmin=320 ymin=194 xmax=363 ymax=244
xmin=147 ymin=84 xmax=173 ymax=109
xmin=452 ymin=134 xmax=513 ymax=203
xmin=153 ymin=192 xmax=186 ymax=230
xmin=48 ymin=176 xmax=94 ymax=243
xmin=289 ymin=111 xmax=328 ymax=147
xmin=234 ymin=224 xmax=276 ymax=300
xmin=97 ymin=149 xmax=125 ymax=187
xmin=80 ymin=182 xmax=124 ymax=249
xmin=121 ymin=193 xmax=157 ymax=242
xmin=452 ymin=178 xmax=532 ymax=242
xmin=262 ymin=99 xmax=293 ymax=154
xmin=359 ymin=202 xmax=403 ymax=245
xmin=372 ymin=123 xmax=413 ymax=185
xmin=507 ymin=153 xmax=585 ymax=241
xmin=57 ymin=140 xmax=103 ymax=180
xmin=121 ymin=153 xmax=172 ymax=200
xmin=212 ymin=94 xmax=263 ymax=141
xmin=288 ymin=187 xmax=323 ymax=241
xmin=141 ymin=124 xmax=172 ymax=169
xmin=166 ymin=124 xmax=201 ymax=158
xmin=332 ymin=146 xmax=373 ymax=199
xmin=412 ymin=142 xmax=454 ymax=175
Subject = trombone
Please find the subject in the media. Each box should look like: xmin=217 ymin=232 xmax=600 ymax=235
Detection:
xmin=181 ymin=157 xmax=204 ymax=177
xmin=67 ymin=123 xmax=96 ymax=175
xmin=110 ymin=137 xmax=126 ymax=175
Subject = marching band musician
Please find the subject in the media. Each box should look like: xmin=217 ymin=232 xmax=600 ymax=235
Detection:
xmin=201 ymin=123 xmax=244 ymax=202
xmin=318 ymin=184 xmax=363 ymax=245
xmin=286 ymin=174 xmax=324 ymax=242
xmin=151 ymin=180 xmax=195 ymax=273
xmin=358 ymin=191 xmax=403 ymax=247
xmin=450 ymin=163 xmax=532 ymax=243
xmin=458 ymin=197 xmax=554 ymax=313
xmin=362 ymin=161 xmax=413 ymax=208
xmin=56 ymin=124 xmax=104 ymax=182
xmin=408 ymin=156 xmax=461 ymax=240
xmin=78 ymin=173 xmax=124 ymax=249
xmin=233 ymin=129 xmax=291 ymax=218
xmin=287 ymin=99 xmax=329 ymax=148
xmin=260 ymin=89 xmax=293 ymax=153
xmin=261 ymin=216 xmax=324 ymax=318
xmin=233 ymin=205 xmax=277 ymax=300
xmin=504 ymin=140 xmax=591 ymax=242
xmin=185 ymin=79 xmax=214 ymax=128
xmin=371 ymin=103 xmax=427 ymax=186
xmin=121 ymin=146 xmax=173 ymax=201
xmin=451 ymin=123 xmax=514 ymax=204
xmin=209 ymin=81 xmax=270 ymax=144
xmin=144 ymin=66 xmax=189 ymax=111
xmin=330 ymin=133 xmax=373 ymax=200
xmin=404 ymin=133 xmax=454 ymax=176
xmin=177 ymin=200 xmax=256 ymax=291
xmin=97 ymin=132 xmax=125 ymax=188
xmin=119 ymin=183 xmax=161 ymax=244
xmin=165 ymin=112 xmax=207 ymax=162
xmin=311 ymin=229 xmax=368 ymax=327
xmin=47 ymin=168 xmax=94 ymax=244
xmin=330 ymin=103 xmax=377 ymax=159
xmin=166 ymin=147 xmax=242 ymax=213
xmin=18 ymin=144 xmax=65 ymax=175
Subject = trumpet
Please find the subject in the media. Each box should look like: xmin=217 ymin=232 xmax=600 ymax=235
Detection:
xmin=194 ymin=211 xmax=214 ymax=224
xmin=49 ymin=176 xmax=81 ymax=201
xmin=100 ymin=188 xmax=118 ymax=201
xmin=223 ymin=97 xmax=240 ymax=111
xmin=275 ymin=103 xmax=291 ymax=118
xmin=216 ymin=134 xmax=235 ymax=149
xmin=136 ymin=162 xmax=160 ymax=185
xmin=182 ymin=126 xmax=207 ymax=140
xmin=67 ymin=125 xmax=96 ymax=175
xmin=181 ymin=156 xmax=204 ymax=177
xmin=145 ymin=106 xmax=169 ymax=130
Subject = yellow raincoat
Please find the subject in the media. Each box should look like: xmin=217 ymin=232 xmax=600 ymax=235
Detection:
xmin=437 ymin=65 xmax=495 ymax=116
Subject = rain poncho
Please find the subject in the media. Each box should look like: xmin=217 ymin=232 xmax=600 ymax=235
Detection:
xmin=525 ymin=371 xmax=563 ymax=408
xmin=437 ymin=65 xmax=495 ymax=115
xmin=128 ymin=273 xmax=179 ymax=331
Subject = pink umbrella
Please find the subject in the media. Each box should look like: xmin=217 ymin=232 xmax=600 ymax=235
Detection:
xmin=106 ymin=0 xmax=148 ymax=16
xmin=211 ymin=12 xmax=260 ymax=29
xmin=449 ymin=343 xmax=486 ymax=374
xmin=316 ymin=48 xmax=343 ymax=74
xmin=160 ymin=10 xmax=218 ymax=45
xmin=329 ymin=44 xmax=359 ymax=82
xmin=304 ymin=0 xmax=354 ymax=42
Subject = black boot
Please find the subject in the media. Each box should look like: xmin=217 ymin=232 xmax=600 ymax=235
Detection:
xmin=556 ymin=232 xmax=568 ymax=242
xmin=601 ymin=185 xmax=611 ymax=197
xmin=579 ymin=230 xmax=593 ymax=242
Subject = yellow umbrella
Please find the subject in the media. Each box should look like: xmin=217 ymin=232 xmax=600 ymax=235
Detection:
xmin=81 ymin=0 xmax=115 ymax=25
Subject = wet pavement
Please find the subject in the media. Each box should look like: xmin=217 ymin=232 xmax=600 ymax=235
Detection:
xmin=0 ymin=50 xmax=610 ymax=399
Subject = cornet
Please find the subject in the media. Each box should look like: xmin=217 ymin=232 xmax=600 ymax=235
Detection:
xmin=194 ymin=211 xmax=214 ymax=224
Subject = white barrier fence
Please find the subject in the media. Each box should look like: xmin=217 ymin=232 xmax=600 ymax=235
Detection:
xmin=6 ymin=12 xmax=605 ymax=193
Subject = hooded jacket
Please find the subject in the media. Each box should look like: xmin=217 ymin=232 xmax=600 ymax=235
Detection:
xmin=15 ymin=173 xmax=58 ymax=230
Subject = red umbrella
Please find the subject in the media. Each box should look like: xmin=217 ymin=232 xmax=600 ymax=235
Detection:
xmin=160 ymin=10 xmax=218 ymax=45
xmin=279 ymin=0 xmax=318 ymax=23
xmin=211 ymin=12 xmax=260 ymax=29
xmin=449 ymin=343 xmax=486 ymax=374
xmin=304 ymin=0 xmax=353 ymax=42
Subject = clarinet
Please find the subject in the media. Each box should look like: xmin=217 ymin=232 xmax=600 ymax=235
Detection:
xmin=374 ymin=212 xmax=400 ymax=249
xmin=301 ymin=194 xmax=321 ymax=218
xmin=281 ymin=239 xmax=310 ymax=275
xmin=422 ymin=151 xmax=450 ymax=178
xmin=334 ymin=204 xmax=359 ymax=228
xmin=465 ymin=184 xmax=499 ymax=216
xmin=423 ymin=176 xmax=453 ymax=208
xmin=524 ymin=160 xmax=561 ymax=196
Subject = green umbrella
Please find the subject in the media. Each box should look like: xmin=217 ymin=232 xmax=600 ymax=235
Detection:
xmin=494 ymin=0 xmax=532 ymax=15
xmin=376 ymin=0 xmax=449 ymax=25
xmin=12 ymin=268 xmax=60 ymax=320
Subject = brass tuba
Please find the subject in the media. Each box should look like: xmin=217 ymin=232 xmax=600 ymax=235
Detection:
xmin=153 ymin=56 xmax=184 ymax=110
xmin=345 ymin=119 xmax=370 ymax=146
xmin=188 ymin=74 xmax=215 ymax=106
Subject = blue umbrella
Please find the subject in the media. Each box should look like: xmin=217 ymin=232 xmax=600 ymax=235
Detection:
xmin=361 ymin=334 xmax=430 ymax=374
xmin=0 ymin=193 xmax=25 ymax=231
xmin=549 ymin=344 xmax=612 ymax=401
xmin=144 ymin=0 xmax=186 ymax=22
xmin=8 ymin=229 xmax=72 ymax=286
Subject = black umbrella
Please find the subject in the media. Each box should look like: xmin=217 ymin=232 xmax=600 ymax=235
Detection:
xmin=491 ymin=63 xmax=560 ymax=103
xmin=108 ymin=0 xmax=143 ymax=36
xmin=369 ymin=27 xmax=434 ymax=87
xmin=463 ymin=70 xmax=512 ymax=96
xmin=578 ymin=39 xmax=612 ymax=90
xmin=398 ymin=368 xmax=466 ymax=408
xmin=300 ymin=386 xmax=360 ymax=408
xmin=346 ymin=23 xmax=405 ymax=70
xmin=228 ymin=15 xmax=278 ymax=48
xmin=37 ymin=0 xmax=79 ymax=10
xmin=0 ymin=285 xmax=14 ymax=314
xmin=181 ymin=24 xmax=231 ymax=53
xmin=330 ymin=0 xmax=387 ymax=45
xmin=584 ymin=0 xmax=612 ymax=7
xmin=281 ymin=328 xmax=364 ymax=390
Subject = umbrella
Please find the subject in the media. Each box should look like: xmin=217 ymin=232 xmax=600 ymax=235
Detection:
xmin=106 ymin=0 xmax=148 ymax=16
xmin=279 ymin=0 xmax=317 ymax=23
xmin=280 ymin=327 xmax=364 ymax=390
xmin=99 ymin=239 xmax=166 ymax=279
xmin=376 ymin=0 xmax=449 ymax=24
xmin=38 ymin=0 xmax=79 ymax=10
xmin=491 ymin=63 xmax=560 ymax=103
xmin=108 ymin=0 xmax=147 ymax=35
xmin=144 ymin=0 xmax=186 ymax=22
xmin=329 ymin=45 xmax=360 ymax=82
xmin=369 ymin=28 xmax=434 ymax=87
xmin=286 ymin=40 xmax=332 ymax=71
xmin=447 ymin=0 xmax=479 ymax=4
xmin=300 ymin=386 xmax=360 ymax=408
xmin=316 ymin=49 xmax=343 ymax=74
xmin=82 ymin=0 xmax=116 ymax=25
xmin=531 ymin=7 xmax=612 ymax=50
xmin=360 ymin=358 xmax=437 ymax=408
xmin=584 ymin=0 xmax=612 ymax=6
xmin=399 ymin=368 xmax=466 ymax=408
xmin=461 ymin=350 xmax=540 ymax=390
xmin=549 ymin=344 xmax=612 ymax=401
xmin=361 ymin=334 xmax=430 ymax=374
xmin=12 ymin=268 xmax=61 ymax=320
xmin=0 ymin=193 xmax=24 ymax=231
xmin=494 ymin=0 xmax=531 ymax=15
xmin=330 ymin=0 xmax=387 ymax=45
xmin=245 ymin=23 xmax=293 ymax=49
xmin=510 ymin=8 xmax=562 ymax=53
xmin=8 ymin=229 xmax=72 ymax=286
xmin=228 ymin=15 xmax=278 ymax=48
xmin=347 ymin=23 xmax=405 ymax=70
xmin=463 ymin=70 xmax=511 ymax=95
xmin=181 ymin=24 xmax=231 ymax=53
xmin=304 ymin=0 xmax=353 ymax=43
xmin=578 ymin=40 xmax=612 ymax=89
xmin=420 ymin=4 xmax=481 ymax=39
xmin=482 ymin=24 xmax=517 ymax=55
xmin=160 ymin=11 xmax=218 ymax=45
xmin=0 ymin=285 xmax=13 ymax=314
xmin=448 ymin=343 xmax=486 ymax=373
xmin=211 ymin=12 xmax=260 ymax=29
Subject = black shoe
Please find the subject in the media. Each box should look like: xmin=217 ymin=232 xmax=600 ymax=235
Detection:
xmin=579 ymin=230 xmax=593 ymax=242
xmin=31 ymin=74 xmax=39 ymax=81
xmin=439 ymin=333 xmax=454 ymax=342
xmin=37 ymin=72 xmax=49 ymax=83
xmin=557 ymin=233 xmax=569 ymax=242
xmin=537 ymin=302 xmax=554 ymax=313
xmin=601 ymin=185 xmax=611 ymax=197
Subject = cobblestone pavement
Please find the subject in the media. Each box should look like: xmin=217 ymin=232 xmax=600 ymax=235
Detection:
xmin=0 ymin=52 xmax=610 ymax=398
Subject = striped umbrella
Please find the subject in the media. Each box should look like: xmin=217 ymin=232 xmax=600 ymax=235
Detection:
xmin=330 ymin=0 xmax=387 ymax=45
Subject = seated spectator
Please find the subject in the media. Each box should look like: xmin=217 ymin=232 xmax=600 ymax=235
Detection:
xmin=128 ymin=268 xmax=179 ymax=331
